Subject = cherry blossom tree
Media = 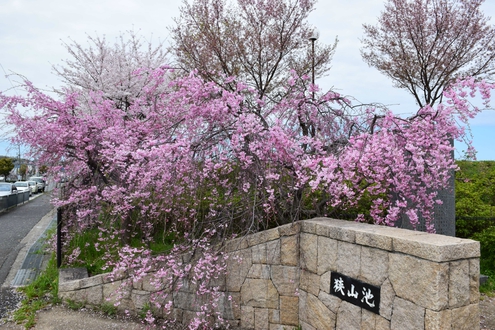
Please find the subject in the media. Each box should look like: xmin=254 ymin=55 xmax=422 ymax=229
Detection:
xmin=1 ymin=67 xmax=491 ymax=327
xmin=52 ymin=30 xmax=170 ymax=113
xmin=361 ymin=0 xmax=495 ymax=107
xmin=2 ymin=70 xmax=489 ymax=234
xmin=169 ymin=0 xmax=337 ymax=104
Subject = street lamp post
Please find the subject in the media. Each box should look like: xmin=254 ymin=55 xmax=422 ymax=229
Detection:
xmin=309 ymin=30 xmax=318 ymax=100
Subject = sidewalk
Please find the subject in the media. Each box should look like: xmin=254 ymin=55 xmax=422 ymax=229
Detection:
xmin=0 ymin=199 xmax=147 ymax=330
xmin=1 ymin=195 xmax=55 ymax=291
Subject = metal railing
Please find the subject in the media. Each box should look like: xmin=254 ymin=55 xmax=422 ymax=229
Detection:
xmin=0 ymin=191 xmax=30 ymax=213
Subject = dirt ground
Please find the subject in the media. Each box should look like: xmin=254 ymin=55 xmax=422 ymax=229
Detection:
xmin=0 ymin=295 xmax=494 ymax=329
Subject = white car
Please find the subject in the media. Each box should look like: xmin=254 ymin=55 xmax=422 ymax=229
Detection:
xmin=27 ymin=180 xmax=39 ymax=194
xmin=29 ymin=177 xmax=46 ymax=192
xmin=14 ymin=181 xmax=32 ymax=196
xmin=0 ymin=183 xmax=17 ymax=196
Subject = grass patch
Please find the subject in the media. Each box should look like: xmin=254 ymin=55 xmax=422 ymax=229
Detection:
xmin=65 ymin=299 xmax=85 ymax=310
xmin=138 ymin=302 xmax=153 ymax=320
xmin=13 ymin=253 xmax=60 ymax=329
xmin=130 ymin=231 xmax=176 ymax=255
xmin=65 ymin=227 xmax=175 ymax=275
xmin=64 ymin=229 xmax=110 ymax=275
xmin=99 ymin=302 xmax=118 ymax=316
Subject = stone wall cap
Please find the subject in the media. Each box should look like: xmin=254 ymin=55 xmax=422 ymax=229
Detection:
xmin=59 ymin=268 xmax=88 ymax=284
xmin=392 ymin=234 xmax=480 ymax=262
xmin=247 ymin=228 xmax=280 ymax=247
xmin=58 ymin=279 xmax=82 ymax=292
xmin=79 ymin=274 xmax=104 ymax=289
xmin=301 ymin=218 xmax=480 ymax=261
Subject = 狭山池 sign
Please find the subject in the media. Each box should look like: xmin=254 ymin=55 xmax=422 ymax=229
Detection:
xmin=330 ymin=272 xmax=380 ymax=314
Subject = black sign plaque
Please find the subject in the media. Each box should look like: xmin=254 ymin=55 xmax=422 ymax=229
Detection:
xmin=330 ymin=272 xmax=381 ymax=314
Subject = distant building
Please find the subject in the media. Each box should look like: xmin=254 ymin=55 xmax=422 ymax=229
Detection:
xmin=10 ymin=158 xmax=36 ymax=181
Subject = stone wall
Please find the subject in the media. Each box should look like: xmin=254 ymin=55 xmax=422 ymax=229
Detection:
xmin=58 ymin=218 xmax=481 ymax=330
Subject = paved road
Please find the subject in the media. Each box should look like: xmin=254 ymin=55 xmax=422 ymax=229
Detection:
xmin=0 ymin=193 xmax=54 ymax=319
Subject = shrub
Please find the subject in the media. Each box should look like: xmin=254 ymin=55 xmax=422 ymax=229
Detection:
xmin=472 ymin=226 xmax=495 ymax=274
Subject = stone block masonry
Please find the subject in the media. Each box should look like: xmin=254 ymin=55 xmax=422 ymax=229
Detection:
xmin=58 ymin=218 xmax=480 ymax=329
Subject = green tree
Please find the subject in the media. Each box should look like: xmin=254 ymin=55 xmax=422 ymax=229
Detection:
xmin=456 ymin=161 xmax=495 ymax=218
xmin=39 ymin=165 xmax=48 ymax=175
xmin=19 ymin=164 xmax=27 ymax=180
xmin=455 ymin=161 xmax=495 ymax=237
xmin=0 ymin=157 xmax=14 ymax=178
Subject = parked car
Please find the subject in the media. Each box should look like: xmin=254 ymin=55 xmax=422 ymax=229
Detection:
xmin=14 ymin=181 xmax=32 ymax=196
xmin=27 ymin=180 xmax=39 ymax=194
xmin=0 ymin=183 xmax=17 ymax=196
xmin=29 ymin=177 xmax=46 ymax=192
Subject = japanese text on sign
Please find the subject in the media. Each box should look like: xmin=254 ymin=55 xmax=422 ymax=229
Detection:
xmin=330 ymin=272 xmax=381 ymax=314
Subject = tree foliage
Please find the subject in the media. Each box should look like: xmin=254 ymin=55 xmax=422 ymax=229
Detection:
xmin=170 ymin=0 xmax=337 ymax=103
xmin=456 ymin=160 xmax=495 ymax=218
xmin=19 ymin=163 xmax=27 ymax=180
xmin=38 ymin=164 xmax=48 ymax=175
xmin=361 ymin=0 xmax=495 ymax=107
xmin=456 ymin=162 xmax=495 ymax=280
xmin=0 ymin=157 xmax=14 ymax=178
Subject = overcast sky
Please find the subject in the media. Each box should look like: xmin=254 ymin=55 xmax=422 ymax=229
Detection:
xmin=1 ymin=0 xmax=494 ymax=160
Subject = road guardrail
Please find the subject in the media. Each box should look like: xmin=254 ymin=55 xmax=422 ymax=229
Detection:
xmin=0 ymin=191 xmax=31 ymax=213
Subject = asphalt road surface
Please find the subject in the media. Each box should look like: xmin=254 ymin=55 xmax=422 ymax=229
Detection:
xmin=0 ymin=193 xmax=54 ymax=319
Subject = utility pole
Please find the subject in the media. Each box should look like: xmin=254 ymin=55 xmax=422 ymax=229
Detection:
xmin=17 ymin=144 xmax=21 ymax=180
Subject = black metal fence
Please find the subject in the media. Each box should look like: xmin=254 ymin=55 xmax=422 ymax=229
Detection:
xmin=0 ymin=191 xmax=31 ymax=213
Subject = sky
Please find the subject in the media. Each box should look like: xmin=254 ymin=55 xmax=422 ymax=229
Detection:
xmin=0 ymin=0 xmax=494 ymax=160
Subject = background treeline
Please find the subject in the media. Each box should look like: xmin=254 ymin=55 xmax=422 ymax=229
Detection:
xmin=456 ymin=160 xmax=495 ymax=238
xmin=456 ymin=160 xmax=495 ymax=218
xmin=456 ymin=160 xmax=495 ymax=287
